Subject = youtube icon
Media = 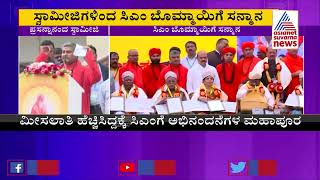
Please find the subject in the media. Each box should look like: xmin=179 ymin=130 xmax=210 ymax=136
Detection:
xmin=118 ymin=161 xmax=137 ymax=176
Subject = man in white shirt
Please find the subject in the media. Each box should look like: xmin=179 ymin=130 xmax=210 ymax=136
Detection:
xmin=187 ymin=50 xmax=220 ymax=98
xmin=99 ymin=79 xmax=110 ymax=114
xmin=181 ymin=41 xmax=198 ymax=70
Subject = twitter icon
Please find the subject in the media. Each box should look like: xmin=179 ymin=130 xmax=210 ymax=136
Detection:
xmin=230 ymin=162 xmax=247 ymax=174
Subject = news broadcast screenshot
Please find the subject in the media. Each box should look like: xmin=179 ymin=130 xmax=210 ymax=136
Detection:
xmin=0 ymin=0 xmax=319 ymax=179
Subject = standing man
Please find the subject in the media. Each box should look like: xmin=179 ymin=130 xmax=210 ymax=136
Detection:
xmin=236 ymin=41 xmax=261 ymax=84
xmin=283 ymin=48 xmax=303 ymax=96
xmin=159 ymin=47 xmax=188 ymax=90
xmin=119 ymin=49 xmax=144 ymax=89
xmin=53 ymin=48 xmax=63 ymax=65
xmin=110 ymin=52 xmax=121 ymax=91
xmin=181 ymin=41 xmax=198 ymax=70
xmin=187 ymin=50 xmax=220 ymax=98
xmin=207 ymin=38 xmax=229 ymax=67
xmin=251 ymin=47 xmax=291 ymax=105
xmin=216 ymin=47 xmax=240 ymax=102
xmin=35 ymin=40 xmax=56 ymax=64
xmin=257 ymin=45 xmax=267 ymax=60
xmin=142 ymin=48 xmax=167 ymax=98
xmin=61 ymin=42 xmax=101 ymax=114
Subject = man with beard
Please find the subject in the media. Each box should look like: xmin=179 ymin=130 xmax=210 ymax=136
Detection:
xmin=110 ymin=52 xmax=121 ymax=91
xmin=61 ymin=42 xmax=101 ymax=114
xmin=181 ymin=41 xmax=198 ymax=70
xmin=257 ymin=45 xmax=267 ymax=60
xmin=142 ymin=48 xmax=167 ymax=98
xmin=236 ymin=41 xmax=261 ymax=84
xmin=53 ymin=48 xmax=63 ymax=65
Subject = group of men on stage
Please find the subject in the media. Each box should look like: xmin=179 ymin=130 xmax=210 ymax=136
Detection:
xmin=110 ymin=38 xmax=304 ymax=114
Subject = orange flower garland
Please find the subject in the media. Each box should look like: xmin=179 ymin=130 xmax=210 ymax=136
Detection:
xmin=199 ymin=84 xmax=221 ymax=100
xmin=161 ymin=85 xmax=181 ymax=98
xmin=118 ymin=85 xmax=139 ymax=98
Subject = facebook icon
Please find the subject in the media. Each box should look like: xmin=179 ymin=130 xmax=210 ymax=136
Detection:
xmin=8 ymin=161 xmax=25 ymax=175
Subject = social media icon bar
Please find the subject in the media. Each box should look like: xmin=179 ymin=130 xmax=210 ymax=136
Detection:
xmin=118 ymin=160 xmax=176 ymax=176
xmin=7 ymin=159 xmax=59 ymax=176
xmin=118 ymin=160 xmax=137 ymax=176
xmin=7 ymin=160 xmax=26 ymax=176
xmin=228 ymin=161 xmax=248 ymax=176
xmin=228 ymin=160 xmax=277 ymax=176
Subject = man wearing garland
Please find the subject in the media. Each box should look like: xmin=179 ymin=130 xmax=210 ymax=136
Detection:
xmin=152 ymin=71 xmax=189 ymax=106
xmin=251 ymin=46 xmax=291 ymax=107
xmin=112 ymin=71 xmax=147 ymax=99
xmin=236 ymin=70 xmax=275 ymax=109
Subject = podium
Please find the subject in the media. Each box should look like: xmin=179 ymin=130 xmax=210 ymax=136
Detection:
xmin=19 ymin=73 xmax=84 ymax=114
xmin=239 ymin=91 xmax=268 ymax=112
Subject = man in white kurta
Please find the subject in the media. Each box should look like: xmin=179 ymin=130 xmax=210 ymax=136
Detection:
xmin=236 ymin=71 xmax=275 ymax=108
xmin=187 ymin=50 xmax=220 ymax=98
xmin=111 ymin=71 xmax=148 ymax=114
xmin=152 ymin=71 xmax=189 ymax=106
xmin=181 ymin=41 xmax=198 ymax=70
xmin=99 ymin=79 xmax=110 ymax=114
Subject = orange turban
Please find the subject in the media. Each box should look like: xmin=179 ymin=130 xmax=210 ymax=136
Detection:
xmin=258 ymin=45 xmax=267 ymax=54
xmin=222 ymin=47 xmax=236 ymax=55
xmin=241 ymin=42 xmax=255 ymax=50
xmin=149 ymin=48 xmax=161 ymax=56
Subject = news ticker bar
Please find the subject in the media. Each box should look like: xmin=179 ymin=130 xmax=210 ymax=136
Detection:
xmin=0 ymin=115 xmax=318 ymax=130
xmin=19 ymin=9 xmax=272 ymax=26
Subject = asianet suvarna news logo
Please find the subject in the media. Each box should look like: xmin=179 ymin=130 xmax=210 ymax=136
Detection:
xmin=272 ymin=10 xmax=299 ymax=49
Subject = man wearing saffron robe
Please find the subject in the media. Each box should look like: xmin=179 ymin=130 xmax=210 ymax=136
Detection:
xmin=187 ymin=50 xmax=220 ymax=98
xmin=257 ymin=45 xmax=267 ymax=60
xmin=216 ymin=47 xmax=240 ymax=102
xmin=236 ymin=41 xmax=261 ymax=84
xmin=152 ymin=71 xmax=189 ymax=106
xmin=61 ymin=42 xmax=101 ymax=114
xmin=119 ymin=49 xmax=144 ymax=89
xmin=142 ymin=48 xmax=167 ymax=98
xmin=236 ymin=70 xmax=275 ymax=109
xmin=159 ymin=47 xmax=188 ymax=90
xmin=191 ymin=70 xmax=228 ymax=102
xmin=282 ymin=38 xmax=304 ymax=97
xmin=251 ymin=47 xmax=292 ymax=105
xmin=207 ymin=38 xmax=229 ymax=67
xmin=181 ymin=41 xmax=198 ymax=70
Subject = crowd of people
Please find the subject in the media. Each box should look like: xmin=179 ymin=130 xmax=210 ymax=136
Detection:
xmin=110 ymin=38 xmax=304 ymax=114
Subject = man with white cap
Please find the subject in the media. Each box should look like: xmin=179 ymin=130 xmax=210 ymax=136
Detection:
xmin=187 ymin=50 xmax=220 ymax=98
xmin=152 ymin=71 xmax=189 ymax=106
xmin=112 ymin=71 xmax=147 ymax=99
xmin=236 ymin=70 xmax=275 ymax=108
xmin=191 ymin=69 xmax=227 ymax=102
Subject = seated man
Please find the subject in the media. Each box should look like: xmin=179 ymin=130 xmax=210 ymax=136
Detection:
xmin=111 ymin=71 xmax=148 ymax=114
xmin=236 ymin=71 xmax=275 ymax=110
xmin=191 ymin=70 xmax=228 ymax=102
xmin=152 ymin=71 xmax=189 ymax=105
xmin=112 ymin=71 xmax=147 ymax=99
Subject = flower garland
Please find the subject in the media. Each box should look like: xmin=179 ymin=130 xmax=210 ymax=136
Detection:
xmin=199 ymin=83 xmax=221 ymax=100
xmin=23 ymin=62 xmax=68 ymax=78
xmin=246 ymin=81 xmax=265 ymax=94
xmin=161 ymin=85 xmax=181 ymax=99
xmin=264 ymin=61 xmax=283 ymax=106
xmin=118 ymin=85 xmax=139 ymax=98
